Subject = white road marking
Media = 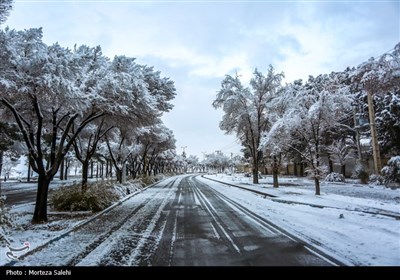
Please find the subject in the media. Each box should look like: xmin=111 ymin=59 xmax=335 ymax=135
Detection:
xmin=191 ymin=180 xmax=241 ymax=254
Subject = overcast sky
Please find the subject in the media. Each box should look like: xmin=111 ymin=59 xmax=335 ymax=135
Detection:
xmin=5 ymin=0 xmax=399 ymax=159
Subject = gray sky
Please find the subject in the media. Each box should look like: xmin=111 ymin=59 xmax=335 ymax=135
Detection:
xmin=5 ymin=0 xmax=399 ymax=159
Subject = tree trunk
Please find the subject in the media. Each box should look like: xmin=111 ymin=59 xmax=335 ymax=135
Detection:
xmin=121 ymin=163 xmax=126 ymax=184
xmin=81 ymin=160 xmax=89 ymax=192
xmin=293 ymin=162 xmax=298 ymax=176
xmin=328 ymin=158 xmax=334 ymax=173
xmin=314 ymin=177 xmax=320 ymax=195
xmin=341 ymin=164 xmax=346 ymax=177
xmin=315 ymin=142 xmax=321 ymax=195
xmin=116 ymin=168 xmax=122 ymax=183
xmin=32 ymin=174 xmax=51 ymax=223
xmin=90 ymin=161 xmax=94 ymax=178
xmin=105 ymin=159 xmax=109 ymax=177
xmin=252 ymin=167 xmax=259 ymax=184
xmin=59 ymin=158 xmax=64 ymax=180
xmin=272 ymin=171 xmax=279 ymax=188
xmin=299 ymin=162 xmax=304 ymax=177
xmin=65 ymin=160 xmax=69 ymax=180
xmin=272 ymin=156 xmax=279 ymax=188
xmin=27 ymin=162 xmax=31 ymax=182
xmin=0 ymin=150 xmax=3 ymax=196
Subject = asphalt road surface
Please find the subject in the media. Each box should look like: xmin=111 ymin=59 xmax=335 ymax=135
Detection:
xmin=1 ymin=178 xmax=97 ymax=206
xmin=12 ymin=175 xmax=334 ymax=266
xmin=1 ymin=182 xmax=38 ymax=206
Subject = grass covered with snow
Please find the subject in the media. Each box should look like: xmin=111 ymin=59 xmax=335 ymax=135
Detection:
xmin=202 ymin=174 xmax=400 ymax=266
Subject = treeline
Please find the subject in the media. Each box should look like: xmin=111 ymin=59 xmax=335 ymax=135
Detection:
xmin=0 ymin=3 xmax=183 ymax=222
xmin=214 ymin=43 xmax=400 ymax=194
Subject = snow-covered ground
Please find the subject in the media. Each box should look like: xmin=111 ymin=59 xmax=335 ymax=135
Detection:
xmin=201 ymin=174 xmax=400 ymax=265
xmin=0 ymin=179 xmax=148 ymax=265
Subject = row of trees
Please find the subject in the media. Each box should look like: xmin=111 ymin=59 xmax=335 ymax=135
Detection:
xmin=0 ymin=2 xmax=180 ymax=223
xmin=214 ymin=43 xmax=400 ymax=195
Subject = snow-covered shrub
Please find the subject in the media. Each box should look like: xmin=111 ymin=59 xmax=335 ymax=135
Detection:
xmin=305 ymin=165 xmax=328 ymax=180
xmin=139 ymin=174 xmax=165 ymax=186
xmin=325 ymin=172 xmax=345 ymax=183
xmin=0 ymin=196 xmax=15 ymax=246
xmin=51 ymin=182 xmax=119 ymax=212
xmin=381 ymin=156 xmax=400 ymax=187
xmin=369 ymin=174 xmax=384 ymax=185
xmin=112 ymin=180 xmax=143 ymax=198
xmin=352 ymin=162 xmax=369 ymax=184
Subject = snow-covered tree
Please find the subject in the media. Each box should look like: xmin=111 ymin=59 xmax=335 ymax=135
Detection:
xmin=0 ymin=122 xmax=20 ymax=185
xmin=375 ymin=92 xmax=400 ymax=156
xmin=381 ymin=156 xmax=400 ymax=186
xmin=0 ymin=28 xmax=177 ymax=222
xmin=72 ymin=121 xmax=113 ymax=191
xmin=351 ymin=43 xmax=400 ymax=160
xmin=203 ymin=152 xmax=231 ymax=173
xmin=326 ymin=139 xmax=356 ymax=176
xmin=261 ymin=74 xmax=353 ymax=195
xmin=136 ymin=123 xmax=176 ymax=176
xmin=0 ymin=0 xmax=12 ymax=25
xmin=0 ymin=28 xmax=108 ymax=222
xmin=105 ymin=126 xmax=139 ymax=184
xmin=213 ymin=66 xmax=283 ymax=183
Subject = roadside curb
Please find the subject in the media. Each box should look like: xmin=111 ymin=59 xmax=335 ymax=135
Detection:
xmin=202 ymin=175 xmax=400 ymax=219
xmin=202 ymin=175 xmax=277 ymax=198
xmin=5 ymin=178 xmax=167 ymax=266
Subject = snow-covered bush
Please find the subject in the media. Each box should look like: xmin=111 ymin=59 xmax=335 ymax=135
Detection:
xmin=0 ymin=195 xmax=14 ymax=246
xmin=112 ymin=180 xmax=144 ymax=198
xmin=51 ymin=182 xmax=119 ymax=212
xmin=369 ymin=174 xmax=385 ymax=185
xmin=305 ymin=165 xmax=328 ymax=180
xmin=0 ymin=196 xmax=13 ymax=227
xmin=325 ymin=172 xmax=345 ymax=183
xmin=352 ymin=162 xmax=369 ymax=184
xmin=139 ymin=174 xmax=165 ymax=186
xmin=381 ymin=156 xmax=400 ymax=187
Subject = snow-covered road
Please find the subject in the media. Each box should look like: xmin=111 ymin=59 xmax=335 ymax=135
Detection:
xmin=6 ymin=175 xmax=334 ymax=266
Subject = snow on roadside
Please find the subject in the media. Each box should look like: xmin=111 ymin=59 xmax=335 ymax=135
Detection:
xmin=205 ymin=174 xmax=400 ymax=213
xmin=0 ymin=203 xmax=87 ymax=265
xmin=0 ymin=178 xmax=160 ymax=266
xmin=199 ymin=175 xmax=400 ymax=266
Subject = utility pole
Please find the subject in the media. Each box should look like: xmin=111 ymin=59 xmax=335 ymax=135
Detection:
xmin=367 ymin=89 xmax=382 ymax=174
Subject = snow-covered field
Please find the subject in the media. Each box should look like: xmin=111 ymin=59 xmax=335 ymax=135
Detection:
xmin=202 ymin=174 xmax=400 ymax=265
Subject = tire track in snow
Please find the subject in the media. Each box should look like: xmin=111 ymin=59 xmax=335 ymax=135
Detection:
xmin=79 ymin=178 xmax=179 ymax=266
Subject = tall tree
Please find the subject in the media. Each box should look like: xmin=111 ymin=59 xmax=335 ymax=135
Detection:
xmin=261 ymin=74 xmax=353 ymax=195
xmin=213 ymin=66 xmax=283 ymax=183
xmin=0 ymin=29 xmax=107 ymax=222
